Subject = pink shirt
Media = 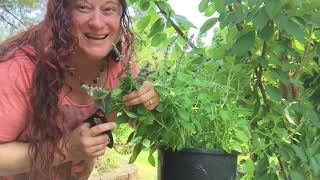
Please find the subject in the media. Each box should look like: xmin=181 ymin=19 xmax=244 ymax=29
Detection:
xmin=0 ymin=46 xmax=138 ymax=179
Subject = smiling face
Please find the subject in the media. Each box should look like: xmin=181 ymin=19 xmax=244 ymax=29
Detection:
xmin=71 ymin=0 xmax=122 ymax=61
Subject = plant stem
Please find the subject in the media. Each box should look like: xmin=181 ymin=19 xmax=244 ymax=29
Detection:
xmin=277 ymin=156 xmax=291 ymax=180
xmin=292 ymin=27 xmax=314 ymax=78
xmin=255 ymin=41 xmax=270 ymax=111
xmin=221 ymin=67 xmax=233 ymax=108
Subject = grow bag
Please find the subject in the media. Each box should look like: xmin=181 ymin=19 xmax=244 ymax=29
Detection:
xmin=158 ymin=148 xmax=238 ymax=180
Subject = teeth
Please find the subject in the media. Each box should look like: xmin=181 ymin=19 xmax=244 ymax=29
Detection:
xmin=85 ymin=34 xmax=108 ymax=40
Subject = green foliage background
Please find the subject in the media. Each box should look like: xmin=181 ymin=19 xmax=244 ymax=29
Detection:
xmin=128 ymin=0 xmax=320 ymax=179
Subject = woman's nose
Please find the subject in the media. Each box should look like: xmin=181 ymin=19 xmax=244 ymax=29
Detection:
xmin=88 ymin=11 xmax=105 ymax=30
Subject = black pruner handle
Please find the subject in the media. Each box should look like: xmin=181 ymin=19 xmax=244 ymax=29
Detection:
xmin=84 ymin=109 xmax=114 ymax=148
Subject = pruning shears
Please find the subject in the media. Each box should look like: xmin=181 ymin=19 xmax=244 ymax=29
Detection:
xmin=84 ymin=94 xmax=114 ymax=148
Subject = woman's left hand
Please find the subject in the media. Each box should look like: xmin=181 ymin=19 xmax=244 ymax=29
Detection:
xmin=123 ymin=81 xmax=160 ymax=110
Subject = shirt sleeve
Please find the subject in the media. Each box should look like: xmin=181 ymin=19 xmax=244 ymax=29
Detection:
xmin=0 ymin=57 xmax=34 ymax=142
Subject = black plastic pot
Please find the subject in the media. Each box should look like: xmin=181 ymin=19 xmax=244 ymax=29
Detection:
xmin=158 ymin=148 xmax=238 ymax=180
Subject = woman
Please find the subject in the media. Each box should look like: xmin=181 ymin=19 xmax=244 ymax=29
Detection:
xmin=0 ymin=0 xmax=159 ymax=179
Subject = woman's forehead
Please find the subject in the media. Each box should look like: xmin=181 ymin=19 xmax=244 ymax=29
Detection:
xmin=73 ymin=0 xmax=120 ymax=4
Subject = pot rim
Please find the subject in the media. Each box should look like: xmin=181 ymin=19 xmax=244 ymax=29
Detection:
xmin=161 ymin=147 xmax=239 ymax=156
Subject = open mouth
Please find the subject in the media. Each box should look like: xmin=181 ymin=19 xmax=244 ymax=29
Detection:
xmin=84 ymin=34 xmax=108 ymax=40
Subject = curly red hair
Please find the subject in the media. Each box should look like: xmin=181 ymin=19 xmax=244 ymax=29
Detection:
xmin=0 ymin=0 xmax=133 ymax=179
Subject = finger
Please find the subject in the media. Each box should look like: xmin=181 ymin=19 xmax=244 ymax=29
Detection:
xmin=123 ymin=82 xmax=153 ymax=101
xmin=90 ymin=122 xmax=116 ymax=137
xmin=146 ymin=102 xmax=157 ymax=110
xmin=123 ymin=89 xmax=150 ymax=102
xmin=87 ymin=134 xmax=109 ymax=146
xmin=91 ymin=149 xmax=107 ymax=157
xmin=87 ymin=142 xmax=108 ymax=154
xmin=125 ymin=89 xmax=154 ymax=106
xmin=144 ymin=95 xmax=160 ymax=110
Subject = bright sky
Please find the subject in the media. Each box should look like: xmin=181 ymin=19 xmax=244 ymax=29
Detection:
xmin=168 ymin=0 xmax=208 ymax=29
xmin=168 ymin=0 xmax=213 ymax=45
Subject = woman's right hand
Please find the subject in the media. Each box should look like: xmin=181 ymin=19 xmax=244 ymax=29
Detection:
xmin=65 ymin=122 xmax=116 ymax=161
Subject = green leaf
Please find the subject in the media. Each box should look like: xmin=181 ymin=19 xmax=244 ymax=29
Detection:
xmin=155 ymin=103 xmax=165 ymax=113
xmin=115 ymin=114 xmax=128 ymax=124
xmin=271 ymin=70 xmax=289 ymax=85
xmin=275 ymin=14 xmax=305 ymax=41
xmin=310 ymin=157 xmax=320 ymax=175
xmin=219 ymin=110 xmax=230 ymax=121
xmin=199 ymin=17 xmax=218 ymax=35
xmin=215 ymin=0 xmax=225 ymax=13
xmin=148 ymin=18 xmax=165 ymax=38
xmin=129 ymin=143 xmax=143 ymax=164
xmin=286 ymin=19 xmax=305 ymax=42
xmin=284 ymin=106 xmax=297 ymax=125
xmin=258 ymin=25 xmax=274 ymax=40
xmin=235 ymin=129 xmax=249 ymax=142
xmin=181 ymin=121 xmax=194 ymax=131
xmin=173 ymin=15 xmax=196 ymax=28
xmin=124 ymin=109 xmax=138 ymax=119
xmin=137 ymin=105 xmax=148 ymax=115
xmin=230 ymin=142 xmax=242 ymax=153
xmin=208 ymin=46 xmax=225 ymax=60
xmin=231 ymin=31 xmax=256 ymax=56
xmin=274 ymin=14 xmax=289 ymax=30
xmin=126 ymin=131 xmax=135 ymax=144
xmin=151 ymin=33 xmax=167 ymax=47
xmin=265 ymin=85 xmax=282 ymax=101
xmin=199 ymin=0 xmax=209 ymax=12
xmin=265 ymin=0 xmax=282 ymax=18
xmin=291 ymin=144 xmax=308 ymax=163
xmin=316 ymin=42 xmax=320 ymax=56
xmin=136 ymin=15 xmax=151 ymax=30
xmin=304 ymin=108 xmax=320 ymax=127
xmin=154 ymin=85 xmax=169 ymax=97
xmin=278 ymin=145 xmax=295 ymax=161
xmin=178 ymin=109 xmax=189 ymax=121
xmin=148 ymin=154 xmax=156 ymax=167
xmin=289 ymin=170 xmax=304 ymax=180
xmin=139 ymin=1 xmax=150 ymax=11
xmin=252 ymin=7 xmax=269 ymax=30
xmin=204 ymin=4 xmax=216 ymax=16
xmin=128 ymin=0 xmax=139 ymax=5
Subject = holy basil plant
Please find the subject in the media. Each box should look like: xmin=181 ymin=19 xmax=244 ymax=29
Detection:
xmin=83 ymin=46 xmax=251 ymax=166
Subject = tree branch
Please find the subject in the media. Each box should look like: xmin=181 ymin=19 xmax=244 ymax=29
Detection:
xmin=227 ymin=5 xmax=243 ymax=31
xmin=255 ymin=41 xmax=270 ymax=111
xmin=0 ymin=5 xmax=26 ymax=27
xmin=154 ymin=1 xmax=196 ymax=49
xmin=0 ymin=14 xmax=18 ymax=29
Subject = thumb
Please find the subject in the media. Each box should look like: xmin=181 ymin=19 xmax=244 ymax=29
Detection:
xmin=79 ymin=122 xmax=91 ymax=131
xmin=78 ymin=122 xmax=91 ymax=136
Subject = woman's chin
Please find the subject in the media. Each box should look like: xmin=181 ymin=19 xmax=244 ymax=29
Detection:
xmin=82 ymin=49 xmax=111 ymax=61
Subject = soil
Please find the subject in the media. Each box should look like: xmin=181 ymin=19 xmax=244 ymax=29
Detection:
xmin=88 ymin=159 xmax=139 ymax=180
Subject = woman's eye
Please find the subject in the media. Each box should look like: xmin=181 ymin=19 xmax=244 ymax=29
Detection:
xmin=103 ymin=7 xmax=118 ymax=13
xmin=104 ymin=8 xmax=113 ymax=12
xmin=76 ymin=4 xmax=90 ymax=12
